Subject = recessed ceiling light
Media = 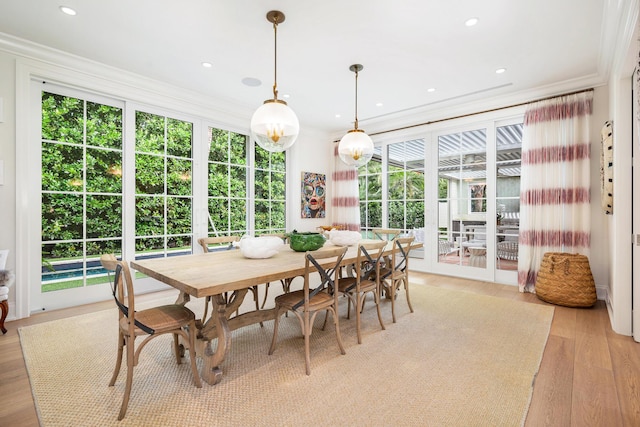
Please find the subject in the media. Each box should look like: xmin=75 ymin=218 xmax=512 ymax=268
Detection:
xmin=465 ymin=17 xmax=478 ymax=27
xmin=495 ymin=68 xmax=506 ymax=74
xmin=59 ymin=6 xmax=77 ymax=16
xmin=335 ymin=114 xmax=341 ymax=118
xmin=283 ymin=94 xmax=290 ymax=99
xmin=241 ymin=77 xmax=261 ymax=87
xmin=376 ymin=102 xmax=383 ymax=107
xmin=427 ymin=87 xmax=436 ymax=92
xmin=201 ymin=62 xmax=212 ymax=68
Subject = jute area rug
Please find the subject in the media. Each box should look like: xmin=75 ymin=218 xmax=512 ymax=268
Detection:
xmin=19 ymin=284 xmax=554 ymax=426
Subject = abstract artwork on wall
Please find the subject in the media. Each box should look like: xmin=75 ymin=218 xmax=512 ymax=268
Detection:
xmin=301 ymin=172 xmax=326 ymax=218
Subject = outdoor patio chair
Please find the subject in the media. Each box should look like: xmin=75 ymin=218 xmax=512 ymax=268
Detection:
xmin=497 ymin=241 xmax=519 ymax=268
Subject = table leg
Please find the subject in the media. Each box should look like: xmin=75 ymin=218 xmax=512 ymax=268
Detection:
xmin=200 ymin=293 xmax=231 ymax=385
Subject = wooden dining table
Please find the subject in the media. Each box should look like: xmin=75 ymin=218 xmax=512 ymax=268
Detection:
xmin=130 ymin=239 xmax=420 ymax=385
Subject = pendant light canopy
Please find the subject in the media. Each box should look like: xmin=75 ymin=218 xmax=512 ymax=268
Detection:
xmin=338 ymin=64 xmax=373 ymax=167
xmin=250 ymin=10 xmax=299 ymax=152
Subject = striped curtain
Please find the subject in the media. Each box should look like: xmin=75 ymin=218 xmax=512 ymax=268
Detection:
xmin=518 ymin=91 xmax=593 ymax=292
xmin=330 ymin=141 xmax=361 ymax=231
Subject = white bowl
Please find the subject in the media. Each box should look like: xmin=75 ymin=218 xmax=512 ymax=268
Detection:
xmin=329 ymin=230 xmax=362 ymax=247
xmin=238 ymin=236 xmax=285 ymax=259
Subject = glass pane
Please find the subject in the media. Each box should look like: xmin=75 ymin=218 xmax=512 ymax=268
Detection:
xmin=358 ymin=175 xmax=366 ymax=200
xmin=209 ymin=128 xmax=229 ymax=163
xmin=208 ymin=163 xmax=228 ymax=197
xmin=42 ymin=143 xmax=84 ymax=192
xmin=86 ymin=147 xmax=122 ymax=193
xmin=167 ymin=197 xmax=192 ymax=235
xmin=388 ymin=171 xmax=405 ymax=199
xmin=86 ymin=239 xmax=121 ymax=260
xmin=407 ymin=170 xmax=425 ymax=199
xmin=136 ymin=153 xmax=165 ymax=194
xmin=41 ymin=92 xmax=83 ymax=144
xmin=86 ymin=102 xmax=122 ymax=149
xmin=136 ymin=111 xmax=165 ymax=154
xmin=366 ymin=175 xmax=382 ymax=200
xmin=167 ymin=158 xmax=192 ymax=196
xmin=86 ymin=240 xmax=121 ymax=286
xmin=41 ymin=242 xmax=84 ymax=292
xmin=367 ymin=202 xmax=382 ymax=228
xmin=272 ymin=201 xmax=285 ymax=228
xmin=135 ymin=237 xmax=165 ymax=258
xmin=86 ymin=195 xmax=122 ymax=238
xmin=167 ymin=118 xmax=192 ymax=158
xmin=255 ymin=200 xmax=269 ymax=230
xmin=255 ymin=169 xmax=268 ymax=199
xmin=230 ymin=165 xmax=247 ymax=198
xmin=167 ymin=236 xmax=192 ymax=255
xmin=255 ymin=145 xmax=270 ymax=169
xmin=42 ymin=193 xmax=83 ymax=241
xmin=208 ymin=198 xmax=229 ymax=231
xmin=388 ymin=201 xmax=405 ymax=229
xmin=271 ymin=172 xmax=285 ymax=199
xmin=271 ymin=151 xmax=286 ymax=172
xmin=230 ymin=199 xmax=247 ymax=232
xmin=229 ymin=132 xmax=247 ymax=165
xmin=135 ymin=196 xmax=164 ymax=236
xmin=406 ymin=201 xmax=424 ymax=228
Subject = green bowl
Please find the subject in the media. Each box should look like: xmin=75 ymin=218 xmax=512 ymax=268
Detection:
xmin=287 ymin=232 xmax=326 ymax=252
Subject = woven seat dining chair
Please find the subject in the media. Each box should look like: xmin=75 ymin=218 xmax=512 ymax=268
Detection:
xmin=100 ymin=254 xmax=201 ymax=421
xmin=197 ymin=236 xmax=261 ymax=323
xmin=379 ymin=236 xmax=415 ymax=323
xmin=268 ymin=246 xmax=348 ymax=375
xmin=336 ymin=240 xmax=387 ymax=344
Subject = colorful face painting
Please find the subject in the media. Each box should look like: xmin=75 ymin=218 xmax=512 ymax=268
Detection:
xmin=301 ymin=172 xmax=326 ymax=218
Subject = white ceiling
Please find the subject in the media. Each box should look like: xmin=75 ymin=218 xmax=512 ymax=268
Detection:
xmin=0 ymin=0 xmax=620 ymax=135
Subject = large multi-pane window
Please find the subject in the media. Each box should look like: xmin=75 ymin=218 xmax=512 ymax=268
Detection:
xmin=387 ymin=139 xmax=425 ymax=231
xmin=134 ymin=112 xmax=193 ymax=259
xmin=358 ymin=146 xmax=383 ymax=235
xmin=207 ymin=128 xmax=248 ymax=236
xmin=254 ymin=148 xmax=286 ymax=235
xmin=41 ymin=92 xmax=123 ymax=291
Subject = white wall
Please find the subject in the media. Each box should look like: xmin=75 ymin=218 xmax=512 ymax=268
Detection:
xmin=286 ymin=126 xmax=333 ymax=233
xmin=0 ymin=52 xmax=16 ymax=301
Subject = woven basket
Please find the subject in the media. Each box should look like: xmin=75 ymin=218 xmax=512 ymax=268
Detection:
xmin=535 ymin=252 xmax=596 ymax=307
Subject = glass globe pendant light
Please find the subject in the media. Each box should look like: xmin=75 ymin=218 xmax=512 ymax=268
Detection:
xmin=250 ymin=10 xmax=299 ymax=152
xmin=338 ymin=64 xmax=373 ymax=167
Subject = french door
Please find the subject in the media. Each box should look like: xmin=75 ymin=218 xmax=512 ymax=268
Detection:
xmin=30 ymin=82 xmax=200 ymax=312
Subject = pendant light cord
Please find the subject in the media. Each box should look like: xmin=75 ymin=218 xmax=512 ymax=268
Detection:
xmin=354 ymin=68 xmax=359 ymax=130
xmin=272 ymin=19 xmax=279 ymax=100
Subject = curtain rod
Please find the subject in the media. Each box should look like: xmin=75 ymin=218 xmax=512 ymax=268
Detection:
xmin=333 ymin=88 xmax=594 ymax=141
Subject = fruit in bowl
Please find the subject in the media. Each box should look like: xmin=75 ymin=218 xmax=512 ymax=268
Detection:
xmin=287 ymin=231 xmax=326 ymax=252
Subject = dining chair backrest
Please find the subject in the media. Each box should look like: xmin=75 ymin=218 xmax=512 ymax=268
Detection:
xmin=351 ymin=240 xmax=387 ymax=290
xmin=293 ymin=246 xmax=347 ymax=311
xmin=371 ymin=228 xmax=402 ymax=241
xmin=389 ymin=236 xmax=415 ymax=276
xmin=198 ymin=236 xmax=239 ymax=253
xmin=101 ymin=254 xmax=153 ymax=335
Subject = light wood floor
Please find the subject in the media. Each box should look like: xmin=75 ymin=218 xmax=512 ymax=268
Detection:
xmin=1 ymin=272 xmax=639 ymax=426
